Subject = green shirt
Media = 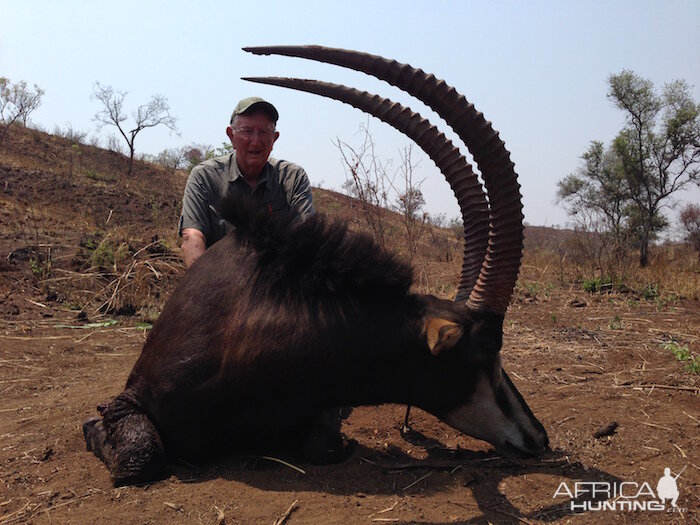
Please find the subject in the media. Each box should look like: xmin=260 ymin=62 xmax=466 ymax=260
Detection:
xmin=179 ymin=153 xmax=315 ymax=247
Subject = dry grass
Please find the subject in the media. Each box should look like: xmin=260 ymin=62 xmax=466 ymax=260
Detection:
xmin=522 ymin=236 xmax=700 ymax=302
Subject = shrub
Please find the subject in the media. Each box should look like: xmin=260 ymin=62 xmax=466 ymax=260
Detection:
xmin=663 ymin=341 xmax=700 ymax=374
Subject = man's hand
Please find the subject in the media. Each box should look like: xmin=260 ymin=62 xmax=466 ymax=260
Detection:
xmin=181 ymin=228 xmax=206 ymax=268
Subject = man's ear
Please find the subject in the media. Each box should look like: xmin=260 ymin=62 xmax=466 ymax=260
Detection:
xmin=424 ymin=318 xmax=464 ymax=356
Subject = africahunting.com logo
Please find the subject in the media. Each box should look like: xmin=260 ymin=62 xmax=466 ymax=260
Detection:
xmin=553 ymin=466 xmax=688 ymax=513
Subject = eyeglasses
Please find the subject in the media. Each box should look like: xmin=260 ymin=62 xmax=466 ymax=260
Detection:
xmin=233 ymin=127 xmax=275 ymax=142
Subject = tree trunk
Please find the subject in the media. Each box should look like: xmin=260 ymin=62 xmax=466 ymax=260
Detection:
xmin=639 ymin=221 xmax=651 ymax=267
xmin=128 ymin=146 xmax=135 ymax=177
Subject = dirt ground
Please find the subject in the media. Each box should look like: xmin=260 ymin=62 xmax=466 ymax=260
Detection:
xmin=1 ymin=127 xmax=698 ymax=523
xmin=1 ymin=286 xmax=697 ymax=524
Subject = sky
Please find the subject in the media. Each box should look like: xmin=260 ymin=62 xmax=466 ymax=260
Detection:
xmin=3 ymin=0 xmax=699 ymax=229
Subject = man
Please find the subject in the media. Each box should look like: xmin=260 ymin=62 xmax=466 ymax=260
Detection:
xmin=179 ymin=97 xmax=315 ymax=268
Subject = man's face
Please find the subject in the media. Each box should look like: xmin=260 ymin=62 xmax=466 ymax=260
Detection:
xmin=227 ymin=112 xmax=279 ymax=179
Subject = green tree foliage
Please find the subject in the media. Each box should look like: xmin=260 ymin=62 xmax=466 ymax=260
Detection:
xmin=0 ymin=77 xmax=44 ymax=145
xmin=559 ymin=70 xmax=700 ymax=267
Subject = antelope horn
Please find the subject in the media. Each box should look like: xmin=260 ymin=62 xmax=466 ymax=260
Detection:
xmin=243 ymin=76 xmax=488 ymax=294
xmin=244 ymin=46 xmax=524 ymax=314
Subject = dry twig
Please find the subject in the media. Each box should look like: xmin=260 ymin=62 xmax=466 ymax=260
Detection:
xmin=630 ymin=417 xmax=672 ymax=432
xmin=272 ymin=499 xmax=298 ymax=525
xmin=258 ymin=456 xmax=306 ymax=475
xmin=402 ymin=471 xmax=433 ymax=491
xmin=621 ymin=383 xmax=698 ymax=393
xmin=214 ymin=505 xmax=226 ymax=525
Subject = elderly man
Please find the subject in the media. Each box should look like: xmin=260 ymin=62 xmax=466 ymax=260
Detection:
xmin=179 ymin=97 xmax=315 ymax=268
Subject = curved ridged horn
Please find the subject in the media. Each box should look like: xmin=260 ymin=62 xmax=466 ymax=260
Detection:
xmin=244 ymin=76 xmax=488 ymax=295
xmin=244 ymin=45 xmax=524 ymax=314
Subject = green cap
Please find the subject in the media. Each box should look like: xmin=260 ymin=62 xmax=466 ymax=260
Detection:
xmin=230 ymin=97 xmax=279 ymax=124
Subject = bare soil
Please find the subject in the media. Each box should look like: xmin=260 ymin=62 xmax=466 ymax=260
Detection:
xmin=1 ymin=127 xmax=698 ymax=524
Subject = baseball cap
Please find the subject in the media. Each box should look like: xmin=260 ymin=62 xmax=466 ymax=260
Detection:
xmin=230 ymin=97 xmax=279 ymax=124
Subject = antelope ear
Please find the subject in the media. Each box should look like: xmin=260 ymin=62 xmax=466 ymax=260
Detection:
xmin=424 ymin=318 xmax=464 ymax=356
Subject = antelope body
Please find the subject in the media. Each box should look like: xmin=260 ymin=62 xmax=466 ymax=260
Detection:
xmin=83 ymin=46 xmax=549 ymax=486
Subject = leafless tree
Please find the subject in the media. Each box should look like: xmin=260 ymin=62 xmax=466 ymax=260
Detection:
xmin=393 ymin=144 xmax=427 ymax=262
xmin=335 ymin=121 xmax=393 ymax=248
xmin=0 ymin=77 xmax=44 ymax=145
xmin=562 ymin=205 xmax=635 ymax=287
xmin=105 ymin=133 xmax=125 ymax=154
xmin=336 ymin=123 xmax=429 ymax=260
xmin=91 ymin=82 xmax=178 ymax=176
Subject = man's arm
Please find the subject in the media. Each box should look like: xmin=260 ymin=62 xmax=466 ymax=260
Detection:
xmin=181 ymin=228 xmax=206 ymax=268
xmin=288 ymin=167 xmax=315 ymax=217
xmin=179 ymin=165 xmax=214 ymax=268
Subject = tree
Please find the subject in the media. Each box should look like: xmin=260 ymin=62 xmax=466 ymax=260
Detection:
xmin=558 ymin=140 xmax=629 ymax=241
xmin=559 ymin=71 xmax=700 ymax=266
xmin=0 ymin=77 xmax=44 ymax=145
xmin=336 ymin=122 xmax=428 ymax=261
xmin=152 ymin=146 xmax=187 ymax=171
xmin=557 ymin=140 xmax=636 ymax=280
xmin=679 ymin=203 xmax=700 ymax=260
xmin=91 ymin=82 xmax=178 ymax=176
xmin=335 ymin=121 xmax=393 ymax=249
xmin=393 ymin=144 xmax=427 ymax=262
xmin=608 ymin=71 xmax=700 ymax=266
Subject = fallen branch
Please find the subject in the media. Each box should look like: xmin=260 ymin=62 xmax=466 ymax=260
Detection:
xmin=402 ymin=471 xmax=433 ymax=491
xmin=272 ymin=499 xmax=298 ymax=525
xmin=673 ymin=444 xmax=687 ymax=458
xmin=618 ymin=383 xmax=698 ymax=393
xmin=369 ymin=501 xmax=398 ymax=518
xmin=0 ymin=334 xmax=76 ymax=341
xmin=630 ymin=418 xmax=672 ymax=432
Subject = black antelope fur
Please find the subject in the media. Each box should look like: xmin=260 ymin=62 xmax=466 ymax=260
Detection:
xmin=84 ymin=198 xmax=506 ymax=486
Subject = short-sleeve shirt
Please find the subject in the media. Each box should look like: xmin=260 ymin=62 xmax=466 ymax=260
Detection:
xmin=179 ymin=153 xmax=315 ymax=247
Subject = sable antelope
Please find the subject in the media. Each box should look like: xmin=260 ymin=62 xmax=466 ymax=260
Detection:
xmin=83 ymin=46 xmax=549 ymax=486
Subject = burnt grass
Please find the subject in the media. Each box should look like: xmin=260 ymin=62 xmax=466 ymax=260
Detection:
xmin=0 ymin=126 xmax=698 ymax=524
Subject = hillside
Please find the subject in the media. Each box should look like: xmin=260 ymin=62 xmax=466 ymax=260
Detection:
xmin=0 ymin=125 xmax=462 ymax=319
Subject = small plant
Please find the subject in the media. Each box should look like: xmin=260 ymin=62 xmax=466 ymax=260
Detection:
xmin=663 ymin=341 xmax=700 ymax=374
xmin=525 ymin=282 xmax=541 ymax=297
xmin=640 ymin=283 xmax=659 ymax=300
xmin=608 ymin=315 xmax=623 ymax=330
xmin=653 ymin=292 xmax=678 ymax=312
xmin=29 ymin=247 xmax=52 ymax=279
xmin=29 ymin=254 xmax=51 ymax=278
xmin=582 ymin=276 xmax=612 ymax=293
xmin=88 ymin=238 xmax=129 ymax=270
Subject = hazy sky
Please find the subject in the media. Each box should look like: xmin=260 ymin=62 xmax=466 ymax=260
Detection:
xmin=3 ymin=0 xmax=699 ymax=228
